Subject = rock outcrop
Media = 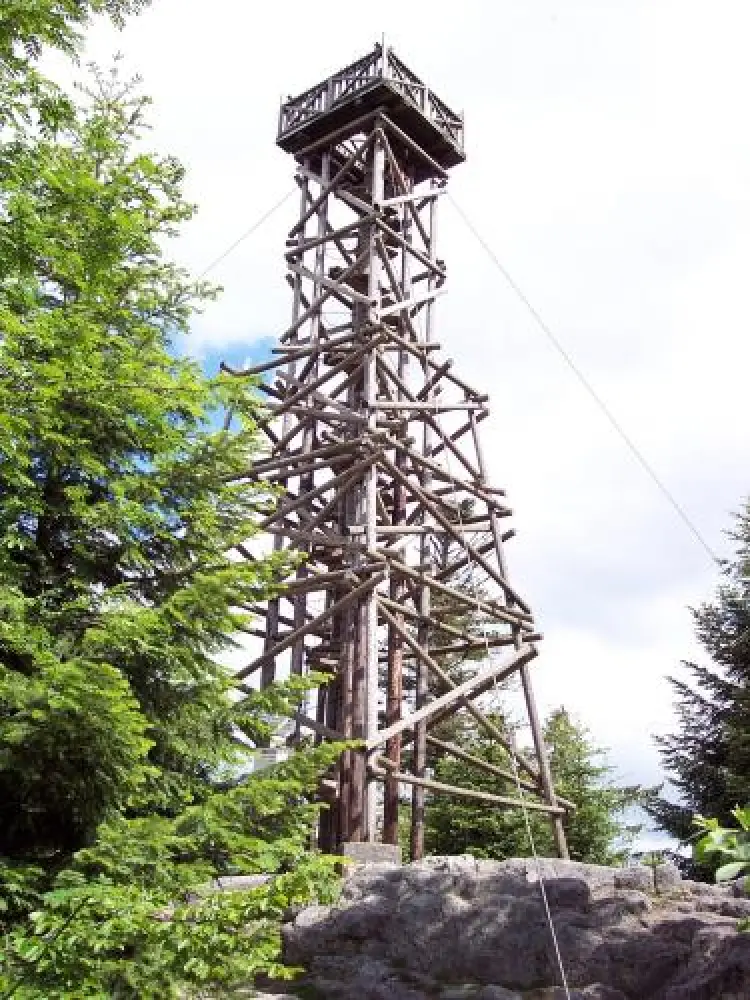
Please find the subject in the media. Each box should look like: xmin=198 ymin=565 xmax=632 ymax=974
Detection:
xmin=281 ymin=857 xmax=750 ymax=999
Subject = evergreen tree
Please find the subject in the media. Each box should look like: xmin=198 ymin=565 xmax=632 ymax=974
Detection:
xmin=0 ymin=9 xmax=342 ymax=996
xmin=545 ymin=709 xmax=645 ymax=863
xmin=0 ymin=57 xmax=286 ymax=863
xmin=649 ymin=505 xmax=750 ymax=845
xmin=425 ymin=708 xmax=645 ymax=864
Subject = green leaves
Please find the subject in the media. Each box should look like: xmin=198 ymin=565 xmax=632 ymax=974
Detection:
xmin=693 ymin=807 xmax=750 ymax=887
xmin=0 ymin=2 xmax=151 ymax=65
xmin=0 ymin=12 xmax=342 ymax=997
xmin=0 ymin=742 xmax=345 ymax=998
xmin=2 ymin=854 xmax=338 ymax=999
xmin=0 ymin=59 xmax=298 ymax=851
xmin=0 ymin=3 xmax=151 ymax=138
xmin=715 ymin=862 xmax=749 ymax=883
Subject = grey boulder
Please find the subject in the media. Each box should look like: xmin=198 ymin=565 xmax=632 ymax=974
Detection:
xmin=282 ymin=857 xmax=750 ymax=999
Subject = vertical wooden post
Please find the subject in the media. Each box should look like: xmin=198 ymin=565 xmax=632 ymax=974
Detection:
xmin=291 ymin=155 xmax=329 ymax=687
xmin=410 ymin=183 xmax=438 ymax=861
xmin=520 ymin=663 xmax=569 ymax=859
xmin=383 ymin=173 xmax=411 ymax=849
xmin=338 ymin=600 xmax=355 ymax=844
xmin=323 ymin=587 xmax=343 ymax=853
xmin=364 ymin=134 xmax=386 ymax=842
xmin=262 ymin=169 xmax=311 ymax=695
xmin=383 ymin=571 xmax=404 ymax=844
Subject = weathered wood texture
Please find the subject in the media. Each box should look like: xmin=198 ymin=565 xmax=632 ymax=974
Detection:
xmin=229 ymin=46 xmax=570 ymax=860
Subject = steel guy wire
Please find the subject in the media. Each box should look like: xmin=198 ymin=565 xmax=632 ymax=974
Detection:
xmin=197 ymin=189 xmax=295 ymax=280
xmin=446 ymin=192 xmax=719 ymax=567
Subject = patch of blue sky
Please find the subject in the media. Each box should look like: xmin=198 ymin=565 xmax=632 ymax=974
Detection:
xmin=197 ymin=337 xmax=276 ymax=378
xmin=167 ymin=331 xmax=276 ymax=431
xmin=171 ymin=330 xmax=276 ymax=375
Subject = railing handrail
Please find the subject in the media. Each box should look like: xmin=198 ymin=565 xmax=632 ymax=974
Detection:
xmin=328 ymin=45 xmax=382 ymax=90
xmin=283 ymin=78 xmax=327 ymax=111
xmin=278 ymin=44 xmax=463 ymax=152
xmin=386 ymin=49 xmax=426 ymax=89
xmin=428 ymin=89 xmax=462 ymax=126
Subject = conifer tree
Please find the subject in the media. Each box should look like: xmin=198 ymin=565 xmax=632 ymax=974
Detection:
xmin=425 ymin=708 xmax=645 ymax=864
xmin=0 ymin=8 xmax=342 ymax=996
xmin=649 ymin=505 xmax=750 ymax=845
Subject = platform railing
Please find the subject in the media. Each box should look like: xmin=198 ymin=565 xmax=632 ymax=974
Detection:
xmin=278 ymin=45 xmax=464 ymax=152
xmin=385 ymin=49 xmax=427 ymax=111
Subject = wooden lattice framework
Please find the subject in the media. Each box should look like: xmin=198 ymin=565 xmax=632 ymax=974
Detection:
xmin=230 ymin=43 xmax=572 ymax=859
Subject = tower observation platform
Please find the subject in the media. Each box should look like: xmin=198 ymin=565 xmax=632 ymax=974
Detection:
xmin=231 ymin=43 xmax=571 ymax=860
xmin=277 ymin=44 xmax=465 ymax=181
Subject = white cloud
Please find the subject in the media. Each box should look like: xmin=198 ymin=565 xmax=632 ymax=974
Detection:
xmin=73 ymin=0 xmax=750 ymax=790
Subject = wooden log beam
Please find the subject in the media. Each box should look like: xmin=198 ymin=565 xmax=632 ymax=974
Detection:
xmin=281 ymin=569 xmax=352 ymax=594
xmin=263 ymin=524 xmax=356 ymax=550
xmin=377 ymin=188 xmax=447 ymax=209
xmin=292 ymin=106 xmax=383 ymax=159
xmin=375 ymin=546 xmax=532 ymax=628
xmin=248 ymin=440 xmax=355 ymax=475
xmin=276 ymin=363 xmax=373 ymax=420
xmin=367 ymin=765 xmax=566 ymax=815
xmin=286 ymin=448 xmax=385 ymax=537
xmin=259 ymin=452 xmax=376 ymax=531
xmin=365 ymin=642 xmax=537 ymax=750
xmin=377 ymin=452 xmax=529 ymax=613
xmin=235 ymin=571 xmax=386 ymax=681
xmin=289 ymin=131 xmax=375 ymax=237
xmin=376 ymin=601 xmax=549 ymax=788
xmin=235 ymin=327 xmax=374 ymax=382
xmin=274 ymin=334 xmax=382 ymax=417
xmin=423 ymin=635 xmax=540 ymax=657
xmin=280 ymin=247 xmax=370 ymax=343
xmin=425 ymin=734 xmax=542 ymax=798
xmin=285 ymin=217 xmax=363 ymax=258
xmin=421 ymin=409 xmax=483 ymax=481
xmin=261 ymin=453 xmax=357 ymax=485
xmin=292 ymin=711 xmax=347 ymax=743
xmin=375 ymin=427 xmax=511 ymax=513
xmin=417 ymin=359 xmax=453 ymax=400
xmin=429 ymin=411 xmax=488 ymax=461
xmin=375 ymin=634 xmax=524 ymax=662
xmin=377 ymin=127 xmax=433 ymax=248
xmin=434 ymin=537 xmax=506 ymax=582
xmin=378 ymin=325 xmax=486 ymax=401
xmin=375 ymin=215 xmax=442 ymax=277
xmin=288 ymin=260 xmax=373 ymax=306
xmin=265 ymin=410 xmax=309 ymax=457
xmin=370 ymin=400 xmax=485 ymax=412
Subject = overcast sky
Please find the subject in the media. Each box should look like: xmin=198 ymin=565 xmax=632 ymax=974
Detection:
xmin=76 ymin=0 xmax=750 ymax=795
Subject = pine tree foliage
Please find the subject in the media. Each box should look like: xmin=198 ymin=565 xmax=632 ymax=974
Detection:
xmin=0 ymin=9 xmax=344 ymax=996
xmin=426 ymin=708 xmax=646 ymax=865
xmin=545 ymin=709 xmax=646 ymax=863
xmin=649 ymin=505 xmax=750 ymax=844
xmin=0 ymin=60 xmax=293 ymax=860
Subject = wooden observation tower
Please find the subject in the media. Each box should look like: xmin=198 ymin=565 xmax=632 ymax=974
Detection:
xmin=232 ymin=43 xmax=572 ymax=859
